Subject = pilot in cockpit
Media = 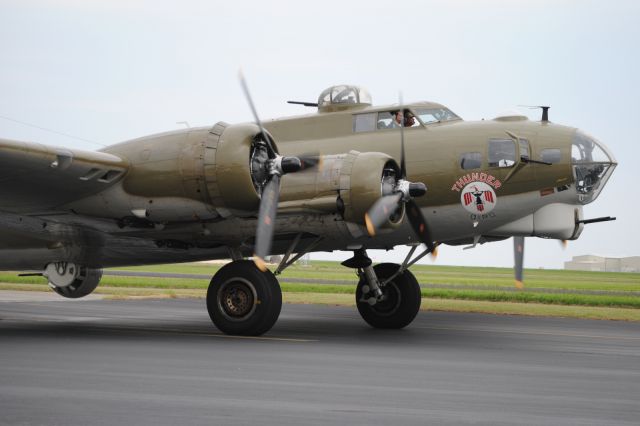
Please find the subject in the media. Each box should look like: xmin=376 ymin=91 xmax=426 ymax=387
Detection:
xmin=390 ymin=110 xmax=403 ymax=128
xmin=391 ymin=110 xmax=417 ymax=128
xmin=404 ymin=111 xmax=416 ymax=127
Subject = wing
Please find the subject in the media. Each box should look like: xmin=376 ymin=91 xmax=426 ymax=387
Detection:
xmin=0 ymin=138 xmax=128 ymax=212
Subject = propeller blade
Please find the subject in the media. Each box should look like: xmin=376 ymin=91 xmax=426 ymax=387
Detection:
xmin=399 ymin=93 xmax=407 ymax=179
xmin=431 ymin=245 xmax=439 ymax=260
xmin=365 ymin=193 xmax=403 ymax=236
xmin=253 ymin=174 xmax=281 ymax=271
xmin=406 ymin=199 xmax=435 ymax=252
xmin=238 ymin=71 xmax=277 ymax=158
xmin=514 ymin=236 xmax=525 ymax=289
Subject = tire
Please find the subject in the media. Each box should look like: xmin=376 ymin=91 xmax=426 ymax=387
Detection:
xmin=51 ymin=268 xmax=102 ymax=299
xmin=356 ymin=263 xmax=421 ymax=329
xmin=206 ymin=260 xmax=282 ymax=336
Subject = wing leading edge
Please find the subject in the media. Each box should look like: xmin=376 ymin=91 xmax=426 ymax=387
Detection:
xmin=0 ymin=138 xmax=128 ymax=212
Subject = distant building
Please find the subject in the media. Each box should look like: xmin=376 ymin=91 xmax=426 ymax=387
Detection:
xmin=564 ymin=255 xmax=640 ymax=273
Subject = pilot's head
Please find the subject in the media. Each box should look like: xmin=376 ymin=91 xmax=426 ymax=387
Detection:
xmin=404 ymin=111 xmax=416 ymax=127
xmin=392 ymin=110 xmax=403 ymax=124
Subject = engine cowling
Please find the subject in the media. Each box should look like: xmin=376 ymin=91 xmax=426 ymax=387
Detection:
xmin=204 ymin=122 xmax=283 ymax=216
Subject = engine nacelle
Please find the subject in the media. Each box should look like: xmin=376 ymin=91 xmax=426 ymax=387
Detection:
xmin=44 ymin=262 xmax=103 ymax=299
xmin=114 ymin=123 xmax=401 ymax=226
xmin=279 ymin=150 xmax=404 ymax=228
xmin=205 ymin=123 xmax=264 ymax=213
xmin=114 ymin=122 xmax=273 ymax=222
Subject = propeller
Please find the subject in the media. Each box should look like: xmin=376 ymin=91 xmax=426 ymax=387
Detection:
xmin=364 ymin=96 xmax=436 ymax=253
xmin=514 ymin=236 xmax=525 ymax=289
xmin=239 ymin=72 xmax=319 ymax=271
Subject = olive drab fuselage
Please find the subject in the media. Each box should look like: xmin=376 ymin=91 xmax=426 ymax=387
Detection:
xmin=0 ymin=88 xmax=616 ymax=270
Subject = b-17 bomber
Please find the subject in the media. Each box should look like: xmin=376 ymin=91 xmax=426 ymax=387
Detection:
xmin=0 ymin=79 xmax=617 ymax=335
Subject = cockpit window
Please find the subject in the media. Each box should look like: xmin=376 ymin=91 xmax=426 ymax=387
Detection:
xmin=377 ymin=111 xmax=395 ymax=129
xmin=376 ymin=110 xmax=419 ymax=130
xmin=414 ymin=107 xmax=460 ymax=124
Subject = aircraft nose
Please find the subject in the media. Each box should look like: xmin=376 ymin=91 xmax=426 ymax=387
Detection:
xmin=571 ymin=130 xmax=616 ymax=204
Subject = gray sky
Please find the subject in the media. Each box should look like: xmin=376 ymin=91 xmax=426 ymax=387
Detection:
xmin=1 ymin=0 xmax=638 ymax=270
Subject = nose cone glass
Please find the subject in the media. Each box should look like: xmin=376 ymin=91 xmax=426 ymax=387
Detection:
xmin=572 ymin=130 xmax=616 ymax=204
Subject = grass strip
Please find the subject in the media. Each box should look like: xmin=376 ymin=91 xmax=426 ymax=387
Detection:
xmin=422 ymin=289 xmax=640 ymax=309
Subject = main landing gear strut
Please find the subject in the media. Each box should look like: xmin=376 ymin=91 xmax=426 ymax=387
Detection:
xmin=344 ymin=249 xmax=422 ymax=329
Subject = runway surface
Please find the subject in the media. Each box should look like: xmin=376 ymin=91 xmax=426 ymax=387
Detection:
xmin=1 ymin=293 xmax=639 ymax=425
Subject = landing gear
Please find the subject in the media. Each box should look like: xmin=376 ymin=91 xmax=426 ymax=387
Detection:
xmin=355 ymin=263 xmax=421 ymax=329
xmin=43 ymin=262 xmax=103 ymax=299
xmin=206 ymin=260 xmax=282 ymax=336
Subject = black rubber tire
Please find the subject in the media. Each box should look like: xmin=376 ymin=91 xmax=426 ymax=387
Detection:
xmin=356 ymin=263 xmax=421 ymax=329
xmin=51 ymin=268 xmax=102 ymax=299
xmin=206 ymin=260 xmax=282 ymax=336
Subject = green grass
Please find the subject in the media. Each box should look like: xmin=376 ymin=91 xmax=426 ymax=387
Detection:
xmin=109 ymin=261 xmax=640 ymax=292
xmin=3 ymin=261 xmax=640 ymax=311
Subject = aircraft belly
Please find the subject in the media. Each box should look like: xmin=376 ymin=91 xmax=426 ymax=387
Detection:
xmin=0 ymin=184 xmax=581 ymax=271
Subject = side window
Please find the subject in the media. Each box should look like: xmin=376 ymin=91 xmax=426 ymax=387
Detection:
xmin=377 ymin=111 xmax=394 ymax=129
xmin=540 ymin=148 xmax=561 ymax=164
xmin=460 ymin=152 xmax=482 ymax=169
xmin=488 ymin=139 xmax=516 ymax=168
xmin=519 ymin=139 xmax=530 ymax=160
xmin=353 ymin=113 xmax=376 ymax=132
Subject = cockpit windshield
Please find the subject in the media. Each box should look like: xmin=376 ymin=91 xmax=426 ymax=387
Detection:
xmin=572 ymin=130 xmax=616 ymax=204
xmin=413 ymin=107 xmax=461 ymax=124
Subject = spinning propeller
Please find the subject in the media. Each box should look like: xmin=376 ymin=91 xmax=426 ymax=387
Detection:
xmin=513 ymin=237 xmax=568 ymax=289
xmin=514 ymin=236 xmax=525 ymax=289
xmin=364 ymin=98 xmax=436 ymax=254
xmin=239 ymin=72 xmax=319 ymax=271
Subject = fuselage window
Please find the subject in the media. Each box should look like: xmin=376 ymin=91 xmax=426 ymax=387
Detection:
xmin=353 ymin=113 xmax=376 ymax=132
xmin=519 ymin=139 xmax=530 ymax=161
xmin=460 ymin=152 xmax=482 ymax=169
xmin=488 ymin=139 xmax=516 ymax=168
xmin=540 ymin=148 xmax=561 ymax=164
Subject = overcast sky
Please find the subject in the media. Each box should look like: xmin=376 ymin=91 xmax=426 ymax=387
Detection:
xmin=1 ymin=0 xmax=638 ymax=270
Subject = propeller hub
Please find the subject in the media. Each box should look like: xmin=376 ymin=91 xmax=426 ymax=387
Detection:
xmin=396 ymin=179 xmax=427 ymax=201
xmin=279 ymin=156 xmax=303 ymax=174
xmin=269 ymin=155 xmax=303 ymax=176
xmin=408 ymin=182 xmax=427 ymax=197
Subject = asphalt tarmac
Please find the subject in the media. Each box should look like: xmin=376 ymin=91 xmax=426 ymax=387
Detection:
xmin=1 ymin=292 xmax=639 ymax=425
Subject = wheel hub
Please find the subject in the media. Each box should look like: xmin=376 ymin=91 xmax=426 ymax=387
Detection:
xmin=366 ymin=282 xmax=402 ymax=316
xmin=218 ymin=280 xmax=257 ymax=320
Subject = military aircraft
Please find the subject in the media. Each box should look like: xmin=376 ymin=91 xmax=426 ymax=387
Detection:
xmin=0 ymin=79 xmax=617 ymax=335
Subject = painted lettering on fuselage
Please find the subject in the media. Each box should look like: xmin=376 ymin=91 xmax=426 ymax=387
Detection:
xmin=451 ymin=172 xmax=502 ymax=192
